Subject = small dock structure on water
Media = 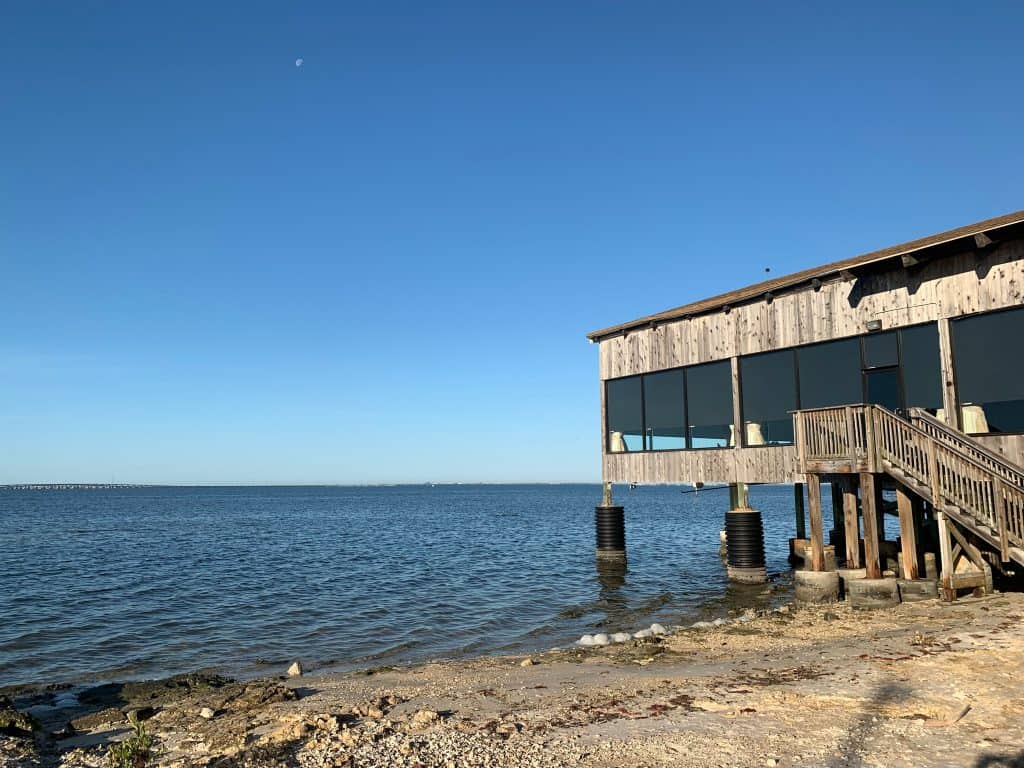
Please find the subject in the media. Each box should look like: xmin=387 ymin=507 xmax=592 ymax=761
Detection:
xmin=588 ymin=210 xmax=1024 ymax=605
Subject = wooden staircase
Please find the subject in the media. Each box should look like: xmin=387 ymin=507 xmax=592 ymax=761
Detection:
xmin=794 ymin=404 xmax=1024 ymax=596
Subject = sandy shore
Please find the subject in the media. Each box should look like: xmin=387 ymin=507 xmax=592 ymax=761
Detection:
xmin=3 ymin=592 xmax=1024 ymax=768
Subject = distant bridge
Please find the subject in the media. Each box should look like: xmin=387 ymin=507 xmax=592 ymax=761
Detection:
xmin=0 ymin=484 xmax=159 ymax=491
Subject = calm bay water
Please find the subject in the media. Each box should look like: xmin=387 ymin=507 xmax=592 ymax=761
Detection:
xmin=0 ymin=483 xmax=839 ymax=689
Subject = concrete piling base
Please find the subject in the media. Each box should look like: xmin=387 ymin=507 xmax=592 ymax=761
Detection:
xmin=727 ymin=565 xmax=768 ymax=584
xmin=897 ymin=578 xmax=939 ymax=602
xmin=794 ymin=570 xmax=840 ymax=603
xmin=725 ymin=507 xmax=767 ymax=585
xmin=836 ymin=567 xmax=867 ymax=600
xmin=847 ymin=577 xmax=900 ymax=609
xmin=595 ymin=505 xmax=626 ymax=561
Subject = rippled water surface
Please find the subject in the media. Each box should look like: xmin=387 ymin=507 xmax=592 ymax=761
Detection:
xmin=0 ymin=483 xmax=859 ymax=688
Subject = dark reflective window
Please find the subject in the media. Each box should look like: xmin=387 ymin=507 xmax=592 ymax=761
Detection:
xmin=606 ymin=376 xmax=643 ymax=451
xmin=900 ymin=323 xmax=942 ymax=411
xmin=798 ymin=338 xmax=862 ymax=408
xmin=644 ymin=369 xmax=685 ymax=450
xmin=740 ymin=350 xmax=796 ymax=445
xmin=952 ymin=308 xmax=1024 ymax=434
xmin=865 ymin=368 xmax=900 ymax=411
xmin=863 ymin=331 xmax=898 ymax=368
xmin=686 ymin=360 xmax=732 ymax=449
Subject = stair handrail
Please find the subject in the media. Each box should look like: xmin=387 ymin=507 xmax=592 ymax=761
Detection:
xmin=795 ymin=403 xmax=1023 ymax=560
xmin=906 ymin=407 xmax=1024 ymax=489
xmin=870 ymin=405 xmax=1021 ymax=559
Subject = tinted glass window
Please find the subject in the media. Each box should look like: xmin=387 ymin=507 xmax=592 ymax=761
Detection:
xmin=900 ymin=323 xmax=942 ymax=411
xmin=606 ymin=377 xmax=643 ymax=451
xmin=644 ymin=369 xmax=685 ymax=450
xmin=740 ymin=350 xmax=795 ymax=445
xmin=686 ymin=360 xmax=732 ymax=449
xmin=952 ymin=308 xmax=1024 ymax=434
xmin=863 ymin=331 xmax=898 ymax=368
xmin=798 ymin=338 xmax=862 ymax=408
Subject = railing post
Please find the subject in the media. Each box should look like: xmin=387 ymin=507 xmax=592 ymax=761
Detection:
xmin=844 ymin=406 xmax=857 ymax=468
xmin=863 ymin=405 xmax=878 ymax=472
xmin=794 ymin=412 xmax=806 ymax=470
xmin=926 ymin=439 xmax=941 ymax=506
xmin=994 ymin=478 xmax=1010 ymax=562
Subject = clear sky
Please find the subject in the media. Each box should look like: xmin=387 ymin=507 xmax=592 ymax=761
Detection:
xmin=2 ymin=2 xmax=1023 ymax=484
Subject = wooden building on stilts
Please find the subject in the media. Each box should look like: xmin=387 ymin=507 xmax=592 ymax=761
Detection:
xmin=587 ymin=211 xmax=1024 ymax=605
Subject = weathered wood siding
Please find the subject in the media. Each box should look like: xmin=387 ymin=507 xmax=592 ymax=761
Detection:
xmin=599 ymin=239 xmax=1024 ymax=379
xmin=603 ymin=447 xmax=800 ymax=485
xmin=599 ymin=237 xmax=1024 ymax=485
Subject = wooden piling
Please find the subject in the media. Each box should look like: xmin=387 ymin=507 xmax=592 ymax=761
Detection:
xmin=842 ymin=475 xmax=861 ymax=568
xmin=794 ymin=483 xmax=806 ymax=540
xmin=860 ymin=473 xmax=883 ymax=579
xmin=807 ymin=474 xmax=826 ymax=572
xmin=896 ymin=484 xmax=919 ymax=580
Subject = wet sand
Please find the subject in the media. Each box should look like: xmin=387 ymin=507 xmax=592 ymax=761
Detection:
xmin=3 ymin=592 xmax=1024 ymax=768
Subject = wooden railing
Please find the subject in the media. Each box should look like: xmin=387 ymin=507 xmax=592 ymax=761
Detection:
xmin=907 ymin=408 xmax=1024 ymax=489
xmin=794 ymin=404 xmax=1024 ymax=562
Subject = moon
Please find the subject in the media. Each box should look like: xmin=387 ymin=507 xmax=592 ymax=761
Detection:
xmin=295 ymin=58 xmax=304 ymax=68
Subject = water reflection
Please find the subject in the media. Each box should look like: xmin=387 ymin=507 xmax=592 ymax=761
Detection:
xmin=596 ymin=557 xmax=627 ymax=591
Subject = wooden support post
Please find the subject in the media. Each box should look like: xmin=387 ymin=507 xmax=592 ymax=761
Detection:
xmin=730 ymin=357 xmax=743 ymax=449
xmin=937 ymin=511 xmax=956 ymax=601
xmin=830 ymin=479 xmax=843 ymax=537
xmin=897 ymin=484 xmax=919 ymax=580
xmin=794 ymin=482 xmax=806 ymax=540
xmin=860 ymin=473 xmax=882 ymax=579
xmin=937 ymin=317 xmax=960 ymax=431
xmin=807 ymin=474 xmax=826 ymax=572
xmin=843 ymin=475 xmax=861 ymax=568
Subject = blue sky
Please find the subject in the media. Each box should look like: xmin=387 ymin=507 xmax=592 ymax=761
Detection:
xmin=2 ymin=1 xmax=1023 ymax=484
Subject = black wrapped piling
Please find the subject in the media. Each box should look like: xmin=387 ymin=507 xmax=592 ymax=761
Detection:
xmin=725 ymin=508 xmax=767 ymax=583
xmin=595 ymin=505 xmax=626 ymax=560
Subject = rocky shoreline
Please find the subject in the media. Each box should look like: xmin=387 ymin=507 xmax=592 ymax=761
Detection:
xmin=4 ymin=593 xmax=1024 ymax=768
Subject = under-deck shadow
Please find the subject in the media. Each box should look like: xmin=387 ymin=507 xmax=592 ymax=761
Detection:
xmin=826 ymin=681 xmax=911 ymax=768
xmin=974 ymin=753 xmax=1024 ymax=768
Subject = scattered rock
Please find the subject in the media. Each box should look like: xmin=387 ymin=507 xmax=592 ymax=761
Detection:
xmin=578 ymin=634 xmax=595 ymax=646
xmin=287 ymin=660 xmax=304 ymax=677
xmin=520 ymin=657 xmax=535 ymax=667
xmin=824 ymin=611 xmax=839 ymax=622
xmin=199 ymin=707 xmax=216 ymax=720
xmin=611 ymin=632 xmax=632 ymax=643
xmin=592 ymin=633 xmax=610 ymax=646
xmin=410 ymin=709 xmax=440 ymax=730
xmin=650 ymin=623 xmax=667 ymax=636
xmin=0 ymin=696 xmax=37 ymax=738
xmin=634 ymin=629 xmax=654 ymax=639
xmin=70 ymin=706 xmax=124 ymax=731
xmin=766 ymin=758 xmax=779 ymax=767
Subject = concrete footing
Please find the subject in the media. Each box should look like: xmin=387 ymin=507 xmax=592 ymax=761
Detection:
xmin=847 ymin=577 xmax=900 ymax=609
xmin=789 ymin=539 xmax=837 ymax=571
xmin=836 ymin=567 xmax=867 ymax=600
xmin=794 ymin=570 xmax=840 ymax=603
xmin=727 ymin=565 xmax=768 ymax=584
xmin=897 ymin=578 xmax=939 ymax=602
